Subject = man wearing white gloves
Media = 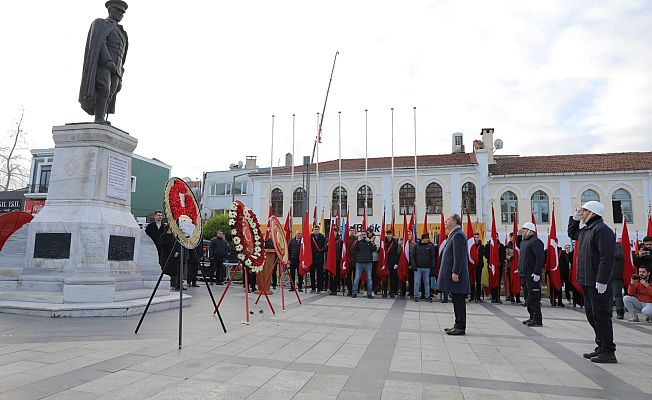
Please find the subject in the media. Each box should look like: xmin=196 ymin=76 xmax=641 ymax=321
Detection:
xmin=518 ymin=222 xmax=545 ymax=327
xmin=568 ymin=201 xmax=617 ymax=363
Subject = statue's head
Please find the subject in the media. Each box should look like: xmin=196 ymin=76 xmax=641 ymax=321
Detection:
xmin=105 ymin=1 xmax=128 ymax=22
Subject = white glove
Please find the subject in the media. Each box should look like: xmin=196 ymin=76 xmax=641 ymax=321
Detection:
xmin=393 ymin=264 xmax=398 ymax=270
xmin=573 ymin=209 xmax=582 ymax=221
xmin=531 ymin=274 xmax=540 ymax=282
xmin=596 ymin=282 xmax=607 ymax=294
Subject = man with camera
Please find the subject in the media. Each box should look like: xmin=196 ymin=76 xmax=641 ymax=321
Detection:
xmin=635 ymin=236 xmax=652 ymax=269
xmin=623 ymin=266 xmax=652 ymax=322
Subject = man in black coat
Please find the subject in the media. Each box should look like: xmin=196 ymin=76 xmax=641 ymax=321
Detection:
xmin=437 ymin=214 xmax=470 ymax=335
xmin=351 ymin=231 xmax=377 ymax=298
xmin=412 ymin=233 xmax=436 ymax=303
xmin=559 ymin=244 xmax=573 ymax=304
xmin=568 ymin=201 xmax=617 ymax=363
xmin=346 ymin=227 xmax=358 ymax=296
xmin=384 ymin=230 xmax=400 ymax=298
xmin=612 ymin=241 xmax=625 ymax=319
xmin=209 ymin=231 xmax=229 ymax=285
xmin=518 ymin=222 xmax=545 ymax=327
xmin=329 ymin=227 xmax=344 ymax=295
xmin=470 ymin=233 xmax=485 ymax=302
xmin=288 ymin=231 xmax=303 ymax=291
xmin=145 ymin=210 xmax=165 ymax=256
xmin=310 ymin=225 xmax=327 ymax=293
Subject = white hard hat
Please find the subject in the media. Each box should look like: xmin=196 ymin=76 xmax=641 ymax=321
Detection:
xmin=581 ymin=200 xmax=605 ymax=217
xmin=521 ymin=222 xmax=536 ymax=232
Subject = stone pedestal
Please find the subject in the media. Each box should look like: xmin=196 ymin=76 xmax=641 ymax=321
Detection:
xmin=0 ymin=124 xmax=182 ymax=316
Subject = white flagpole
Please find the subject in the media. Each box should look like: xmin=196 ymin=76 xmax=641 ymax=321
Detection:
xmin=338 ymin=111 xmax=342 ymax=219
xmin=391 ymin=107 xmax=395 ymax=218
xmin=270 ymin=115 xmax=275 ymax=212
xmin=364 ymin=109 xmax=369 ymax=216
xmin=413 ymin=107 xmax=417 ymax=222
xmin=291 ymin=114 xmax=295 ymax=221
xmin=316 ymin=112 xmax=320 ymax=217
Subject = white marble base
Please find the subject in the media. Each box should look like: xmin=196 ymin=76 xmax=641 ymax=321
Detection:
xmin=0 ymin=293 xmax=190 ymax=317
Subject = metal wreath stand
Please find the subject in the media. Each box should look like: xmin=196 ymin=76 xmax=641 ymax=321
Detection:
xmin=135 ymin=178 xmax=226 ymax=349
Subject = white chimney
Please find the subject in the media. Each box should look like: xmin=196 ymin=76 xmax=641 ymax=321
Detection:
xmin=480 ymin=128 xmax=495 ymax=164
xmin=245 ymin=156 xmax=257 ymax=170
xmin=285 ymin=153 xmax=293 ymax=167
xmin=452 ymin=132 xmax=465 ymax=153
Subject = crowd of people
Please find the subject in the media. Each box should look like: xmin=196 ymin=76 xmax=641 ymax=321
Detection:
xmin=146 ymin=201 xmax=652 ymax=364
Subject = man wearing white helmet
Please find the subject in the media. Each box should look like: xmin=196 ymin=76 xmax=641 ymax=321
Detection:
xmin=568 ymin=200 xmax=617 ymax=363
xmin=518 ymin=222 xmax=545 ymax=327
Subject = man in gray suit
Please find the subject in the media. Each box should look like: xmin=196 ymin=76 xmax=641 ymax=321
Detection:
xmin=437 ymin=214 xmax=471 ymax=335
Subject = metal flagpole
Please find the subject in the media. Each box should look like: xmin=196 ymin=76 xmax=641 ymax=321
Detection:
xmin=365 ymin=110 xmax=369 ymax=218
xmin=413 ymin=107 xmax=418 ymax=225
xmin=338 ymin=111 xmax=342 ymax=220
xmin=316 ymin=112 xmax=320 ymax=220
xmin=391 ymin=108 xmax=395 ymax=221
xmin=270 ymin=115 xmax=275 ymax=212
xmin=291 ymin=114 xmax=295 ymax=218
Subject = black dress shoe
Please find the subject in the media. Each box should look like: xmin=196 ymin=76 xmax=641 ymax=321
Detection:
xmin=352 ymin=294 xmax=357 ymax=298
xmin=444 ymin=327 xmax=453 ymax=332
xmin=583 ymin=348 xmax=600 ymax=359
xmin=526 ymin=320 xmax=543 ymax=327
xmin=522 ymin=319 xmax=532 ymax=325
xmin=446 ymin=328 xmax=465 ymax=336
xmin=591 ymin=353 xmax=617 ymax=363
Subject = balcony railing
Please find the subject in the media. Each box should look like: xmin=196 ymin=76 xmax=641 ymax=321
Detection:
xmin=28 ymin=184 xmax=49 ymax=194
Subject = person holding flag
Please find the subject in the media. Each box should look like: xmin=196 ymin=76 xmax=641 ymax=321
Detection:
xmin=326 ymin=225 xmax=343 ymax=295
xmin=384 ymin=229 xmax=400 ymax=298
xmin=288 ymin=230 xmax=303 ymax=292
xmin=310 ymin=224 xmax=327 ymax=293
xmin=519 ymin=222 xmax=545 ymax=327
xmin=345 ymin=226 xmax=357 ymax=296
xmin=299 ymin=211 xmax=313 ymax=292
xmin=568 ymin=200 xmax=617 ymax=363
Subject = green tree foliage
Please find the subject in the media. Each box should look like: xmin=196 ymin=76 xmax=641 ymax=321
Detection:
xmin=202 ymin=213 xmax=231 ymax=240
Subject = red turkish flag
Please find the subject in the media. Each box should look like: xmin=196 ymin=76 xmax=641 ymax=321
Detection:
xmin=489 ymin=205 xmax=500 ymax=290
xmin=510 ymin=210 xmax=521 ymax=295
xmin=377 ymin=212 xmax=388 ymax=281
xmin=299 ymin=211 xmax=312 ymax=276
xmin=325 ymin=220 xmax=337 ymax=277
xmin=397 ymin=213 xmax=410 ymax=283
xmin=621 ymin=219 xmax=635 ymax=284
xmin=545 ymin=207 xmax=562 ymax=291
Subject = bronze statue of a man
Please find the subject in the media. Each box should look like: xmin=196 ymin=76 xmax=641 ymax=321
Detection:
xmin=78 ymin=1 xmax=129 ymax=125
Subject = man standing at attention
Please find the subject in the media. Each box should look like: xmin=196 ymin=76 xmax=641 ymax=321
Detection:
xmin=79 ymin=1 xmax=129 ymax=125
xmin=437 ymin=214 xmax=470 ymax=335
xmin=145 ymin=210 xmax=165 ymax=256
xmin=568 ymin=201 xmax=617 ymax=363
xmin=519 ymin=222 xmax=545 ymax=327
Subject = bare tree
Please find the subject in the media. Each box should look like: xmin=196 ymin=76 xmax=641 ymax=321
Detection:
xmin=0 ymin=107 xmax=30 ymax=191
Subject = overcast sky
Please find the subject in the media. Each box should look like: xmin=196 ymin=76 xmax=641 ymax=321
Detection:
xmin=1 ymin=0 xmax=651 ymax=180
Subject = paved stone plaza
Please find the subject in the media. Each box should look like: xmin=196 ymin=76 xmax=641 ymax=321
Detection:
xmin=1 ymin=286 xmax=651 ymax=400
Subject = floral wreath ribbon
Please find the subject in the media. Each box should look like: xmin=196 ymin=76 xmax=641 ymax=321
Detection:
xmin=163 ymin=177 xmax=202 ymax=249
xmin=229 ymin=200 xmax=265 ymax=272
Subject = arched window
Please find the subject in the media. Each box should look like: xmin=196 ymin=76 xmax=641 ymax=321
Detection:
xmin=292 ymin=188 xmax=306 ymax=217
xmin=399 ymin=183 xmax=415 ymax=215
xmin=357 ymin=185 xmax=373 ymax=216
xmin=531 ymin=190 xmax=549 ymax=224
xmin=425 ymin=182 xmax=443 ymax=214
xmin=271 ymin=188 xmax=283 ymax=217
xmin=500 ymin=191 xmax=518 ymax=224
xmin=331 ymin=186 xmax=348 ymax=216
xmin=581 ymin=189 xmax=600 ymax=204
xmin=612 ymin=189 xmax=632 ymax=223
xmin=462 ymin=182 xmax=476 ymax=214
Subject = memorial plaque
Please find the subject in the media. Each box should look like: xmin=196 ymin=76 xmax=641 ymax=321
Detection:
xmin=108 ymin=235 xmax=135 ymax=261
xmin=80 ymin=227 xmax=104 ymax=264
xmin=106 ymin=153 xmax=129 ymax=201
xmin=33 ymin=233 xmax=71 ymax=259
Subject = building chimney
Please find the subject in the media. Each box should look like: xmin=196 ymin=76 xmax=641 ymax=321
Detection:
xmin=285 ymin=153 xmax=293 ymax=167
xmin=245 ymin=156 xmax=257 ymax=169
xmin=480 ymin=128 xmax=494 ymax=164
xmin=451 ymin=132 xmax=465 ymax=153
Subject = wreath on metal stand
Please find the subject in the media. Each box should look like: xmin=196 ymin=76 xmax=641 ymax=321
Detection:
xmin=228 ymin=200 xmax=264 ymax=273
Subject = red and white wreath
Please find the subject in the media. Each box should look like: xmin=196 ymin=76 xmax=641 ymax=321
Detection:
xmin=229 ymin=200 xmax=264 ymax=272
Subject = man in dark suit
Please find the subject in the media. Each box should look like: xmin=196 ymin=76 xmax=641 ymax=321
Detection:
xmin=145 ymin=210 xmax=165 ymax=255
xmin=310 ymin=225 xmax=327 ymax=293
xmin=288 ymin=231 xmax=303 ymax=291
xmin=437 ymin=214 xmax=470 ymax=335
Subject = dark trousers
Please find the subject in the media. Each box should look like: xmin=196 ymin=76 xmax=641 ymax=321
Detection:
xmin=583 ymin=285 xmax=616 ymax=354
xmin=572 ymin=287 xmax=584 ymax=307
xmin=400 ymin=269 xmax=415 ymax=297
xmin=474 ymin=266 xmax=484 ymax=300
xmin=216 ymin=259 xmax=225 ymax=283
xmin=610 ymin=279 xmax=624 ymax=316
xmin=187 ymin=260 xmax=198 ymax=284
xmin=389 ymin=268 xmax=398 ymax=296
xmin=272 ymin=265 xmax=278 ymax=288
xmin=491 ymin=265 xmax=504 ymax=302
xmin=526 ymin=279 xmax=542 ymax=323
xmin=346 ymin=265 xmax=355 ymax=295
xmin=452 ymin=293 xmax=467 ymax=329
xmin=550 ymin=287 xmax=563 ymax=306
xmin=521 ymin=280 xmax=528 ymax=302
xmin=310 ymin=263 xmax=324 ymax=291
xmin=289 ymin=264 xmax=303 ymax=290
xmin=243 ymin=270 xmax=256 ymax=291
xmin=329 ymin=266 xmax=341 ymax=293
xmin=561 ymin=271 xmax=571 ymax=301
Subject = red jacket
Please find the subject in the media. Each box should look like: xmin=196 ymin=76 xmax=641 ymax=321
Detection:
xmin=627 ymin=280 xmax=652 ymax=303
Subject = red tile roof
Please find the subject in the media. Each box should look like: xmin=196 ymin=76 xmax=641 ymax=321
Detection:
xmin=490 ymin=152 xmax=652 ymax=175
xmin=251 ymin=153 xmax=477 ymax=175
